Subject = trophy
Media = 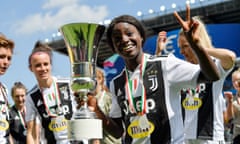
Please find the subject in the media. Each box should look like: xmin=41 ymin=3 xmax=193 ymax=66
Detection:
xmin=59 ymin=23 xmax=105 ymax=141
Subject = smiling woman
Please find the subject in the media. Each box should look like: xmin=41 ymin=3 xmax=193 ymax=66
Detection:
xmin=0 ymin=34 xmax=14 ymax=75
xmin=84 ymin=4 xmax=221 ymax=143
xmin=25 ymin=41 xmax=77 ymax=144
xmin=9 ymin=81 xmax=28 ymax=144
xmin=0 ymin=33 xmax=15 ymax=144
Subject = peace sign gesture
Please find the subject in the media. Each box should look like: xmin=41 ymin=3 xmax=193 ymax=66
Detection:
xmin=173 ymin=4 xmax=199 ymax=43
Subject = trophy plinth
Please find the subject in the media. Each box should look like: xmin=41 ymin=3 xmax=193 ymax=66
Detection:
xmin=59 ymin=23 xmax=105 ymax=141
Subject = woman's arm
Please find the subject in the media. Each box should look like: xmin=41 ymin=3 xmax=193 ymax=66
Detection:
xmin=88 ymin=95 xmax=124 ymax=138
xmin=173 ymin=5 xmax=220 ymax=82
xmin=206 ymin=48 xmax=236 ymax=70
xmin=155 ymin=31 xmax=167 ymax=56
xmin=9 ymin=134 xmax=14 ymax=144
xmin=26 ymin=120 xmax=36 ymax=144
xmin=224 ymin=91 xmax=235 ymax=123
xmin=32 ymin=119 xmax=40 ymax=144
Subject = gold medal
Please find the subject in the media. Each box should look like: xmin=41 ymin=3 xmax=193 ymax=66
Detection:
xmin=188 ymin=89 xmax=195 ymax=105
xmin=56 ymin=107 xmax=63 ymax=115
xmin=139 ymin=114 xmax=149 ymax=130
xmin=128 ymin=116 xmax=155 ymax=139
xmin=188 ymin=96 xmax=194 ymax=105
xmin=0 ymin=119 xmax=9 ymax=131
xmin=49 ymin=116 xmax=67 ymax=132
xmin=182 ymin=88 xmax=202 ymax=110
xmin=23 ymin=130 xmax=27 ymax=136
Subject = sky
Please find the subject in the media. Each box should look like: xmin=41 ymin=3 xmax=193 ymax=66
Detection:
xmin=0 ymin=0 xmax=222 ymax=105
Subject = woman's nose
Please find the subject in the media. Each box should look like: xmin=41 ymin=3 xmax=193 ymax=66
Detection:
xmin=122 ymin=34 xmax=129 ymax=42
xmin=179 ymin=48 xmax=184 ymax=54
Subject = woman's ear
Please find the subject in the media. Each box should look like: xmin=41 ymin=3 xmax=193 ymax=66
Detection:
xmin=141 ymin=38 xmax=144 ymax=45
xmin=29 ymin=65 xmax=33 ymax=72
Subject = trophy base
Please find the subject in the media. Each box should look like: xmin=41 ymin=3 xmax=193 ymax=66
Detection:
xmin=67 ymin=119 xmax=102 ymax=141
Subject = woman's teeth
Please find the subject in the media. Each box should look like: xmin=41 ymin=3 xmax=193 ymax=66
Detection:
xmin=123 ymin=45 xmax=131 ymax=50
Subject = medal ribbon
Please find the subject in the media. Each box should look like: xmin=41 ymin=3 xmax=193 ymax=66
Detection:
xmin=0 ymin=83 xmax=9 ymax=109
xmin=42 ymin=79 xmax=61 ymax=118
xmin=0 ymin=83 xmax=9 ymax=119
xmin=126 ymin=54 xmax=147 ymax=115
xmin=188 ymin=86 xmax=199 ymax=97
xmin=17 ymin=106 xmax=26 ymax=129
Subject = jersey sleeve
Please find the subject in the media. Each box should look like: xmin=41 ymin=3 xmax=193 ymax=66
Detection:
xmin=215 ymin=58 xmax=234 ymax=79
xmin=165 ymin=54 xmax=200 ymax=90
xmin=25 ymin=94 xmax=37 ymax=122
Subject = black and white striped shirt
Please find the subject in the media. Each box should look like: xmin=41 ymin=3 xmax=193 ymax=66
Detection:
xmin=109 ymin=53 xmax=200 ymax=144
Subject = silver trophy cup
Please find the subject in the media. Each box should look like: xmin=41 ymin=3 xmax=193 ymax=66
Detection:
xmin=59 ymin=23 xmax=105 ymax=141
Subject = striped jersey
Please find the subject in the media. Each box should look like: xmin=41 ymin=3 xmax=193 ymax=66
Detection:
xmin=109 ymin=53 xmax=201 ymax=144
xmin=9 ymin=106 xmax=26 ymax=144
xmin=0 ymin=83 xmax=9 ymax=144
xmin=26 ymin=77 xmax=75 ymax=144
xmin=181 ymin=59 xmax=232 ymax=141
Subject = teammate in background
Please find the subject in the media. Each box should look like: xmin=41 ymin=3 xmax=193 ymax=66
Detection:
xmin=0 ymin=33 xmax=14 ymax=143
xmin=176 ymin=16 xmax=235 ymax=143
xmin=155 ymin=31 xmax=167 ymax=56
xmin=90 ymin=68 xmax=122 ymax=144
xmin=79 ymin=5 xmax=221 ymax=144
xmin=26 ymin=41 xmax=76 ymax=144
xmin=225 ymin=68 xmax=240 ymax=144
xmin=9 ymin=81 xmax=41 ymax=144
xmin=9 ymin=82 xmax=28 ymax=144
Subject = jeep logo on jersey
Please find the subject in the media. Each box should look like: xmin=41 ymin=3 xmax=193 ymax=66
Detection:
xmin=182 ymin=97 xmax=202 ymax=110
xmin=127 ymin=119 xmax=154 ymax=138
xmin=49 ymin=118 xmax=67 ymax=132
xmin=43 ymin=104 xmax=71 ymax=118
xmin=0 ymin=119 xmax=9 ymax=131
xmin=123 ymin=98 xmax=156 ymax=115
